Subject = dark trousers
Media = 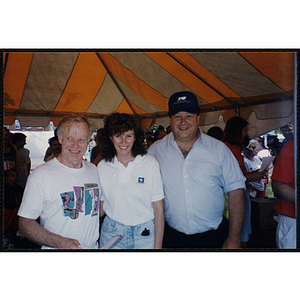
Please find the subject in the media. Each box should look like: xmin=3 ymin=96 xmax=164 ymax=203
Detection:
xmin=163 ymin=217 xmax=229 ymax=249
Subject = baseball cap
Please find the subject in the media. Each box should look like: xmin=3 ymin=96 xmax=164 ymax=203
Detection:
xmin=168 ymin=91 xmax=199 ymax=117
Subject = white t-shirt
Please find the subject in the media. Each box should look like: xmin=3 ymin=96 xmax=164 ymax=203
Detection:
xmin=18 ymin=158 xmax=100 ymax=249
xmin=97 ymin=154 xmax=164 ymax=226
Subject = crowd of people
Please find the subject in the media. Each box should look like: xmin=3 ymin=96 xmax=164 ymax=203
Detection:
xmin=3 ymin=91 xmax=296 ymax=250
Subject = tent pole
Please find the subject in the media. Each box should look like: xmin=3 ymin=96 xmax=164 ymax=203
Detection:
xmin=148 ymin=117 xmax=156 ymax=130
xmin=235 ymin=107 xmax=240 ymax=117
xmin=95 ymin=53 xmax=137 ymax=115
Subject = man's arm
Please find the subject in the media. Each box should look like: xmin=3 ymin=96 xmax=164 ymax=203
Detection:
xmin=19 ymin=217 xmax=82 ymax=249
xmin=153 ymin=200 xmax=164 ymax=249
xmin=222 ymin=188 xmax=245 ymax=249
xmin=272 ymin=180 xmax=295 ymax=204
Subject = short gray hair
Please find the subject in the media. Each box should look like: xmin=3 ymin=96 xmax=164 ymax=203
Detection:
xmin=57 ymin=115 xmax=92 ymax=139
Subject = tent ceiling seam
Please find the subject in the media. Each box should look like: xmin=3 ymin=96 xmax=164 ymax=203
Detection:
xmin=52 ymin=53 xmax=80 ymax=112
xmin=96 ymin=53 xmax=137 ymax=115
xmin=167 ymin=52 xmax=238 ymax=109
xmin=238 ymin=53 xmax=287 ymax=93
xmin=5 ymin=96 xmax=293 ymax=120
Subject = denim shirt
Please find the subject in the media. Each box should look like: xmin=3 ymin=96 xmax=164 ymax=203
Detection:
xmin=148 ymin=129 xmax=246 ymax=234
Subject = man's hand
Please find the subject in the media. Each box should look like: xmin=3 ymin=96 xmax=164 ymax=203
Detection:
xmin=222 ymin=236 xmax=241 ymax=249
xmin=56 ymin=236 xmax=82 ymax=249
xmin=246 ymin=170 xmax=267 ymax=182
xmin=19 ymin=217 xmax=82 ymax=249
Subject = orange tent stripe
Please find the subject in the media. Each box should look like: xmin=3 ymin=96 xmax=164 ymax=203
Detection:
xmin=145 ymin=52 xmax=223 ymax=104
xmin=4 ymin=52 xmax=33 ymax=109
xmin=116 ymin=99 xmax=147 ymax=115
xmin=239 ymin=52 xmax=294 ymax=91
xmin=4 ymin=115 xmax=16 ymax=126
xmin=98 ymin=53 xmax=168 ymax=111
xmin=55 ymin=53 xmax=107 ymax=113
xmin=170 ymin=52 xmax=241 ymax=101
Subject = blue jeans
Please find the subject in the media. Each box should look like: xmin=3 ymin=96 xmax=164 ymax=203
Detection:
xmin=100 ymin=216 xmax=155 ymax=249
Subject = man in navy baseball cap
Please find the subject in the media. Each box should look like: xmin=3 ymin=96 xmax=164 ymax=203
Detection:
xmin=168 ymin=91 xmax=200 ymax=117
xmin=148 ymin=90 xmax=246 ymax=250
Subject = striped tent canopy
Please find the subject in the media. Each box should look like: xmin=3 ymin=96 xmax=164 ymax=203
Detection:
xmin=3 ymin=51 xmax=295 ymax=138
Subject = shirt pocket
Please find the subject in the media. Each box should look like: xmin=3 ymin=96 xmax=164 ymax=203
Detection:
xmin=190 ymin=162 xmax=223 ymax=189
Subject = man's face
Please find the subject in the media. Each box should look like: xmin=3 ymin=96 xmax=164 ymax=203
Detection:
xmin=157 ymin=129 xmax=167 ymax=139
xmin=58 ymin=122 xmax=90 ymax=168
xmin=17 ymin=137 xmax=26 ymax=148
xmin=281 ymin=124 xmax=294 ymax=141
xmin=6 ymin=171 xmax=19 ymax=185
xmin=169 ymin=111 xmax=200 ymax=143
xmin=51 ymin=141 xmax=61 ymax=154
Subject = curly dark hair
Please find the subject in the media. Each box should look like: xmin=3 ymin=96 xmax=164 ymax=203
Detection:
xmin=223 ymin=116 xmax=249 ymax=146
xmin=100 ymin=113 xmax=147 ymax=162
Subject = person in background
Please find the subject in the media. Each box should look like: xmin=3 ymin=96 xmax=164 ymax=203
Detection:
xmin=272 ymin=121 xmax=294 ymax=157
xmin=149 ymin=91 xmax=246 ymax=249
xmin=18 ymin=115 xmax=100 ymax=249
xmin=155 ymin=125 xmax=167 ymax=140
xmin=255 ymin=137 xmax=272 ymax=160
xmin=4 ymin=127 xmax=20 ymax=174
xmin=206 ymin=126 xmax=223 ymax=141
xmin=254 ymin=137 xmax=273 ymax=197
xmin=145 ymin=131 xmax=155 ymax=149
xmin=43 ymin=129 xmax=58 ymax=162
xmin=4 ymin=168 xmax=23 ymax=249
xmin=12 ymin=132 xmax=31 ymax=191
xmin=97 ymin=113 xmax=164 ymax=249
xmin=272 ymin=139 xmax=295 ymax=249
xmin=45 ymin=136 xmax=61 ymax=162
xmin=223 ymin=116 xmax=267 ymax=248
xmin=91 ymin=128 xmax=104 ymax=166
xmin=267 ymin=135 xmax=282 ymax=159
xmin=243 ymin=140 xmax=265 ymax=199
xmin=280 ymin=122 xmax=294 ymax=145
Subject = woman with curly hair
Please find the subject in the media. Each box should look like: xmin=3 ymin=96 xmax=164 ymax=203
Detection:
xmin=97 ymin=113 xmax=164 ymax=249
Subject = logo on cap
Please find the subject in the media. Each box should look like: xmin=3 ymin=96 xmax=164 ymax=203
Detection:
xmin=177 ymin=96 xmax=187 ymax=102
xmin=168 ymin=91 xmax=199 ymax=116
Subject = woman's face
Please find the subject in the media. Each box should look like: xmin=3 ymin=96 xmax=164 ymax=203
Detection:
xmin=241 ymin=124 xmax=249 ymax=141
xmin=111 ymin=130 xmax=135 ymax=159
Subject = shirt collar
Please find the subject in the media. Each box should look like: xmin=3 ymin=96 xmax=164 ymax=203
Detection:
xmin=168 ymin=127 xmax=204 ymax=148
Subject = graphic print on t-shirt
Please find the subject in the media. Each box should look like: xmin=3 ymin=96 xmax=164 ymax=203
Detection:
xmin=60 ymin=184 xmax=99 ymax=218
xmin=85 ymin=183 xmax=99 ymax=216
xmin=74 ymin=186 xmax=84 ymax=212
xmin=61 ymin=192 xmax=75 ymax=217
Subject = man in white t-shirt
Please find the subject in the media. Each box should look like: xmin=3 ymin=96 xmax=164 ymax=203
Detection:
xmin=18 ymin=116 xmax=100 ymax=249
